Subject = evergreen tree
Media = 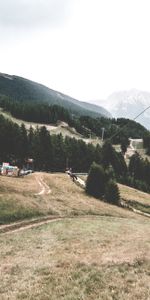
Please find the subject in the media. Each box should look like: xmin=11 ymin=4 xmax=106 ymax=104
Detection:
xmin=101 ymin=141 xmax=113 ymax=168
xmin=129 ymin=152 xmax=142 ymax=179
xmin=28 ymin=126 xmax=34 ymax=157
xmin=51 ymin=134 xmax=66 ymax=171
xmin=101 ymin=141 xmax=127 ymax=178
xmin=105 ymin=180 xmax=120 ymax=205
xmin=18 ymin=123 xmax=28 ymax=162
xmin=31 ymin=126 xmax=53 ymax=170
xmin=121 ymin=140 xmax=127 ymax=154
xmin=86 ymin=162 xmax=107 ymax=198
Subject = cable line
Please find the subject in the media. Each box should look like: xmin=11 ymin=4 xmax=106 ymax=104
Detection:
xmin=108 ymin=104 xmax=150 ymax=142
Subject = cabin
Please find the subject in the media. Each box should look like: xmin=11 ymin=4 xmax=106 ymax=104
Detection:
xmin=129 ymin=138 xmax=143 ymax=150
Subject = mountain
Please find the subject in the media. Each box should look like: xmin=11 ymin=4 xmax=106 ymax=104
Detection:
xmin=98 ymin=89 xmax=150 ymax=129
xmin=0 ymin=73 xmax=111 ymax=119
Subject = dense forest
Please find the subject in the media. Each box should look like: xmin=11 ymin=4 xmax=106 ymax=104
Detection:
xmin=0 ymin=114 xmax=150 ymax=193
xmin=0 ymin=114 xmax=101 ymax=172
xmin=0 ymin=73 xmax=110 ymax=118
xmin=0 ymin=96 xmax=72 ymax=124
xmin=0 ymin=97 xmax=148 ymax=145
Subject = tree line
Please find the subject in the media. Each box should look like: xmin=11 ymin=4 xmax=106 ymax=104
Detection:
xmin=0 ymin=97 xmax=148 ymax=146
xmin=0 ymin=114 xmax=102 ymax=172
xmin=79 ymin=116 xmax=148 ymax=144
xmin=1 ymin=113 xmax=150 ymax=194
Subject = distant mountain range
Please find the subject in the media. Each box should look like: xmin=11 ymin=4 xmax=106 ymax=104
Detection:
xmin=98 ymin=89 xmax=150 ymax=129
xmin=0 ymin=73 xmax=111 ymax=119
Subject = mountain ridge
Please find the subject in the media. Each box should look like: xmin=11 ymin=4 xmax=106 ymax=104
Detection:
xmin=0 ymin=72 xmax=111 ymax=119
xmin=97 ymin=89 xmax=150 ymax=129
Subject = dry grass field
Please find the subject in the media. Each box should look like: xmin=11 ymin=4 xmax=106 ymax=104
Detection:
xmin=0 ymin=174 xmax=43 ymax=223
xmin=119 ymin=183 xmax=150 ymax=214
xmin=0 ymin=217 xmax=150 ymax=300
xmin=80 ymin=175 xmax=150 ymax=215
xmin=0 ymin=172 xmax=150 ymax=299
xmin=0 ymin=172 xmax=145 ymax=224
xmin=119 ymin=183 xmax=150 ymax=204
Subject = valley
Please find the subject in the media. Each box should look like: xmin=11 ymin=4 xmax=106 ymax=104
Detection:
xmin=0 ymin=72 xmax=150 ymax=300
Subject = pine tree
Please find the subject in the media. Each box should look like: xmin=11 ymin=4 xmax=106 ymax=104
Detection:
xmin=129 ymin=152 xmax=143 ymax=179
xmin=19 ymin=123 xmax=28 ymax=162
xmin=51 ymin=134 xmax=66 ymax=171
xmin=86 ymin=162 xmax=107 ymax=198
xmin=31 ymin=126 xmax=53 ymax=170
xmin=105 ymin=180 xmax=120 ymax=205
xmin=101 ymin=141 xmax=113 ymax=168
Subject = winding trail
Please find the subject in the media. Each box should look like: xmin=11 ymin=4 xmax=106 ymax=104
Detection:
xmin=0 ymin=216 xmax=62 ymax=235
xmin=35 ymin=174 xmax=51 ymax=196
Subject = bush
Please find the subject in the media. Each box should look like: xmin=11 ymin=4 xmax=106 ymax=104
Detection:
xmin=105 ymin=180 xmax=120 ymax=206
xmin=86 ymin=162 xmax=107 ymax=198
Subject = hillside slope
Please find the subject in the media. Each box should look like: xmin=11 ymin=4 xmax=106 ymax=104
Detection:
xmin=0 ymin=109 xmax=102 ymax=145
xmin=0 ymin=173 xmax=150 ymax=300
xmin=0 ymin=172 xmax=139 ymax=224
xmin=0 ymin=73 xmax=111 ymax=118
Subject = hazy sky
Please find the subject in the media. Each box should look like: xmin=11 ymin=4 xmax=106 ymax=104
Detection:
xmin=1 ymin=0 xmax=150 ymax=102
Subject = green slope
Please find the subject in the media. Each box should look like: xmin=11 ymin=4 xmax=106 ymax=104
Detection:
xmin=0 ymin=73 xmax=111 ymax=118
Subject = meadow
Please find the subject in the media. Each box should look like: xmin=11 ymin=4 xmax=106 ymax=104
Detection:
xmin=0 ymin=173 xmax=150 ymax=299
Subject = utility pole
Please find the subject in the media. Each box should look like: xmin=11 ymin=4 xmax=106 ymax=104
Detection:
xmin=89 ymin=130 xmax=91 ymax=140
xmin=101 ymin=127 xmax=105 ymax=141
xmin=66 ymin=158 xmax=69 ymax=170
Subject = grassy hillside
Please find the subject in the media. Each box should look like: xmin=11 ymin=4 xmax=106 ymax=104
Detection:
xmin=0 ymin=215 xmax=150 ymax=299
xmin=0 ymin=73 xmax=111 ymax=118
xmin=0 ymin=172 xmax=149 ymax=225
xmin=0 ymin=173 xmax=140 ymax=224
xmin=119 ymin=183 xmax=150 ymax=214
xmin=80 ymin=175 xmax=150 ymax=214
xmin=0 ymin=173 xmax=150 ymax=299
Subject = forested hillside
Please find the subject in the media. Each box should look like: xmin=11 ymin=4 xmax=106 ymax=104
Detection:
xmin=0 ymin=72 xmax=150 ymax=195
xmin=0 ymin=73 xmax=110 ymax=118
xmin=1 ymin=114 xmax=150 ymax=194
xmin=0 ymin=114 xmax=101 ymax=172
xmin=0 ymin=97 xmax=148 ymax=143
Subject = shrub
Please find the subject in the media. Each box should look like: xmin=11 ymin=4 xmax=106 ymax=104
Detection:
xmin=105 ymin=180 xmax=120 ymax=206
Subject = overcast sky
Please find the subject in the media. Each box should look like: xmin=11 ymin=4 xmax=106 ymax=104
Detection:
xmin=1 ymin=0 xmax=150 ymax=103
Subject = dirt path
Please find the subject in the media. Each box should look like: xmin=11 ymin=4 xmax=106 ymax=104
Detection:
xmin=121 ymin=200 xmax=150 ymax=218
xmin=76 ymin=177 xmax=86 ymax=188
xmin=0 ymin=209 xmax=149 ymax=236
xmin=129 ymin=206 xmax=150 ymax=218
xmin=35 ymin=174 xmax=51 ymax=195
xmin=0 ymin=216 xmax=62 ymax=235
xmin=0 ymin=215 xmax=130 ymax=235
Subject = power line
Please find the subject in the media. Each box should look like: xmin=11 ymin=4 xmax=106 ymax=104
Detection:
xmin=108 ymin=104 xmax=150 ymax=142
xmin=133 ymin=104 xmax=150 ymax=121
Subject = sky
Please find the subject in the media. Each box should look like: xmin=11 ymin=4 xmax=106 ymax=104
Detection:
xmin=1 ymin=0 xmax=150 ymax=103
